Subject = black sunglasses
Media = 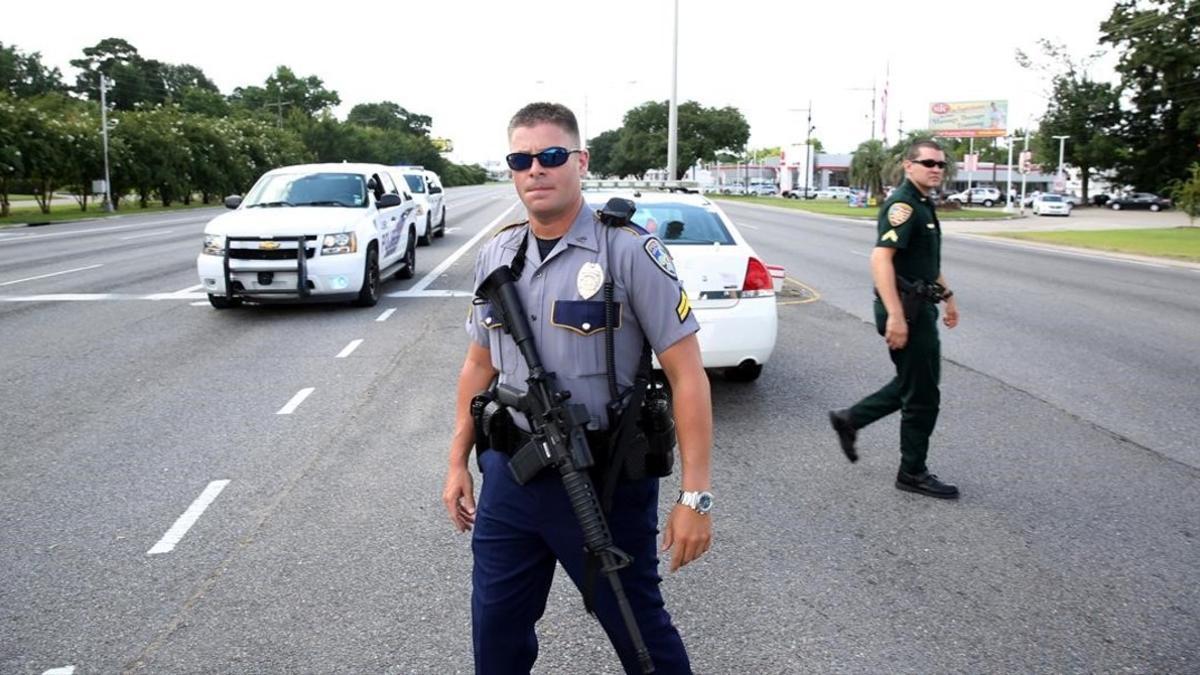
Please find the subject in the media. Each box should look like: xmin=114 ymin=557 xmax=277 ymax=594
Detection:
xmin=506 ymin=147 xmax=580 ymax=171
xmin=911 ymin=159 xmax=948 ymax=169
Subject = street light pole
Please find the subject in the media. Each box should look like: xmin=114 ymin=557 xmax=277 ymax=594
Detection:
xmin=666 ymin=0 xmax=680 ymax=181
xmin=99 ymin=74 xmax=113 ymax=213
xmin=1004 ymin=136 xmax=1014 ymax=213
xmin=790 ymin=104 xmax=814 ymax=197
xmin=1053 ymin=134 xmax=1069 ymax=191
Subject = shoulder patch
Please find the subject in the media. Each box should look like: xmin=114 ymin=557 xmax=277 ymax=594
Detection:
xmin=887 ymin=203 xmax=913 ymax=227
xmin=643 ymin=237 xmax=678 ymax=279
xmin=491 ymin=220 xmax=528 ymax=238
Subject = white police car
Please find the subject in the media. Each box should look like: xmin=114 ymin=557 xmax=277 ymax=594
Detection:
xmin=394 ymin=166 xmax=446 ymax=246
xmin=583 ymin=180 xmax=781 ymax=381
xmin=197 ymin=163 xmax=420 ymax=309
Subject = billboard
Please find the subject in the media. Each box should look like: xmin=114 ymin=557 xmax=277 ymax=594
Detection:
xmin=928 ymin=100 xmax=1007 ymax=138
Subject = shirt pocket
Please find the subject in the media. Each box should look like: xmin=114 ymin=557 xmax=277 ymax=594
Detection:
xmin=549 ymin=300 xmax=620 ymax=377
xmin=477 ymin=303 xmax=516 ymax=374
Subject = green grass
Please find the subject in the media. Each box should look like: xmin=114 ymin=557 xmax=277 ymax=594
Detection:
xmin=713 ymin=195 xmax=1015 ymax=220
xmin=1 ymin=201 xmax=220 ymax=228
xmin=990 ymin=228 xmax=1200 ymax=261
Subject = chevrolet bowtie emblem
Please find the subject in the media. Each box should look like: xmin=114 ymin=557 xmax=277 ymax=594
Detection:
xmin=259 ymin=241 xmax=281 ymax=250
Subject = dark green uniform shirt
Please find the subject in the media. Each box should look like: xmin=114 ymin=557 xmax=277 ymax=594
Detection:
xmin=875 ymin=178 xmax=941 ymax=282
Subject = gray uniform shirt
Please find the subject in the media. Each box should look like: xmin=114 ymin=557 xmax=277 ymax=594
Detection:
xmin=466 ymin=202 xmax=700 ymax=431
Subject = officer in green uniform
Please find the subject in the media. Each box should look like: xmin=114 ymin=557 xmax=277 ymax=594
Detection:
xmin=829 ymin=139 xmax=962 ymax=499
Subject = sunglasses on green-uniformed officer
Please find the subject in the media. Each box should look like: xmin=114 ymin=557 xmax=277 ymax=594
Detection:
xmin=911 ymin=159 xmax=948 ymax=169
xmin=506 ymin=146 xmax=581 ymax=171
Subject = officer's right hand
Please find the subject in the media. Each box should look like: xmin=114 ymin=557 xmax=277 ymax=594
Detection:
xmin=885 ymin=315 xmax=909 ymax=350
xmin=443 ymin=465 xmax=476 ymax=532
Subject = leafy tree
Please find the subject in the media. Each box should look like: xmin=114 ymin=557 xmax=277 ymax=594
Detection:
xmin=70 ymin=38 xmax=168 ymax=110
xmin=0 ymin=93 xmax=25 ymax=216
xmin=1017 ymin=39 xmax=1122 ymax=199
xmin=614 ymin=100 xmax=750 ymax=179
xmin=347 ymin=101 xmax=432 ymax=136
xmin=586 ymin=129 xmax=622 ymax=177
xmin=1167 ymin=162 xmax=1200 ymax=223
xmin=0 ymin=42 xmax=67 ymax=97
xmin=161 ymin=63 xmax=218 ymax=99
xmin=230 ymin=66 xmax=340 ymax=120
xmin=1100 ymin=0 xmax=1200 ymax=192
xmin=850 ymin=139 xmax=888 ymax=197
xmin=112 ymin=107 xmax=191 ymax=206
xmin=179 ymin=86 xmax=230 ymax=117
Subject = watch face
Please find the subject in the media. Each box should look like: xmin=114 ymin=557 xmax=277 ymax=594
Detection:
xmin=697 ymin=493 xmax=713 ymax=513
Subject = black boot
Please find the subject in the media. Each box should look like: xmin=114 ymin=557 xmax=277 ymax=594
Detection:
xmin=828 ymin=409 xmax=858 ymax=463
xmin=895 ymin=469 xmax=959 ymax=499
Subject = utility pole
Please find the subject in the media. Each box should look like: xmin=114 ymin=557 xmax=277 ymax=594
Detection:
xmin=99 ymin=74 xmax=114 ymax=212
xmin=966 ymin=137 xmax=974 ymax=202
xmin=1019 ymin=132 xmax=1030 ymax=215
xmin=790 ymin=103 xmax=814 ymax=196
xmin=1004 ymin=136 xmax=1014 ymax=213
xmin=264 ymin=97 xmax=291 ymax=128
xmin=666 ymin=0 xmax=680 ymax=181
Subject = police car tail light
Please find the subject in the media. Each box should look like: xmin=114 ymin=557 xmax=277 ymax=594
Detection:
xmin=321 ymin=232 xmax=357 ymax=255
xmin=202 ymin=234 xmax=225 ymax=256
xmin=741 ymin=257 xmax=774 ymax=297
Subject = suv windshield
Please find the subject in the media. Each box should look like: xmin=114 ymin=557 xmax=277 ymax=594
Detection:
xmin=244 ymin=172 xmax=367 ymax=208
xmin=403 ymin=174 xmax=426 ymax=194
xmin=590 ymin=201 xmax=735 ymax=245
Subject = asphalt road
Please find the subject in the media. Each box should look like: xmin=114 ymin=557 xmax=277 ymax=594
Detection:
xmin=1 ymin=185 xmax=1196 ymax=674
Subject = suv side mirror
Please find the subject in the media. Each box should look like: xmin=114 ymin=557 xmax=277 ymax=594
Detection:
xmin=429 ymin=184 xmax=442 ymax=194
xmin=224 ymin=195 xmax=243 ymax=209
xmin=376 ymin=193 xmax=402 ymax=209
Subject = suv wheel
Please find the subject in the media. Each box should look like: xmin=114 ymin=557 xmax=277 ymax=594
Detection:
xmin=353 ymin=246 xmax=381 ymax=307
xmin=418 ymin=215 xmax=432 ymax=246
xmin=435 ymin=208 xmax=446 ymax=237
xmin=982 ymin=199 xmax=994 ymax=207
xmin=1150 ymin=203 xmax=1161 ymax=212
xmin=1111 ymin=202 xmax=1121 ymax=210
xmin=208 ymin=293 xmax=242 ymax=310
xmin=396 ymin=231 xmax=416 ymax=280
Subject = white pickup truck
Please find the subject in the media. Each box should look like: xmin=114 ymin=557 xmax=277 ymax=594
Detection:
xmin=196 ymin=163 xmax=420 ymax=309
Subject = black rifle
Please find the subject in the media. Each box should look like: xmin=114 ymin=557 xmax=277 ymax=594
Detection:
xmin=476 ymin=264 xmax=655 ymax=674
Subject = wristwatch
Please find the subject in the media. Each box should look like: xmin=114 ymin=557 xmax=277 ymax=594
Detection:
xmin=677 ymin=490 xmax=714 ymax=515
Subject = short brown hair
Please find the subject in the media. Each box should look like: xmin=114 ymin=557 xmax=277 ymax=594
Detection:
xmin=905 ymin=139 xmax=944 ymax=161
xmin=508 ymin=102 xmax=581 ymax=146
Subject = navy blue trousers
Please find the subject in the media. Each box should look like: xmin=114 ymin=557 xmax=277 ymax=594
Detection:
xmin=471 ymin=449 xmax=692 ymax=674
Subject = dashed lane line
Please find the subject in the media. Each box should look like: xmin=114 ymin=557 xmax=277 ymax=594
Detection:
xmin=0 ymin=264 xmax=104 ymax=287
xmin=146 ymin=480 xmax=231 ymax=556
xmin=336 ymin=339 xmax=363 ymax=358
xmin=409 ymin=201 xmax=519 ymax=293
xmin=276 ymin=387 xmax=315 ymax=415
xmin=375 ymin=308 xmax=396 ymax=322
xmin=119 ymin=230 xmax=175 ymax=241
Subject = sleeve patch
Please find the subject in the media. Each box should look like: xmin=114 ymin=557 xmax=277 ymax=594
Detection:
xmin=676 ymin=288 xmax=691 ymax=322
xmin=643 ymin=237 xmax=678 ymax=279
xmin=887 ymin=203 xmax=913 ymax=227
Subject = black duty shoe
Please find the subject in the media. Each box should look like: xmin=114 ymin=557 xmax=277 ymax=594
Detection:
xmin=828 ymin=409 xmax=858 ymax=463
xmin=895 ymin=469 xmax=959 ymax=499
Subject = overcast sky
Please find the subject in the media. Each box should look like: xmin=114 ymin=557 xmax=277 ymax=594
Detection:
xmin=5 ymin=0 xmax=1120 ymax=164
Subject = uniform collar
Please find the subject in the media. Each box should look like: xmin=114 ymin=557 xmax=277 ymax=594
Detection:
xmin=499 ymin=202 xmax=600 ymax=254
xmin=902 ymin=178 xmax=930 ymax=203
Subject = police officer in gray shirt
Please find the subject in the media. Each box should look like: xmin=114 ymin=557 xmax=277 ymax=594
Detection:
xmin=442 ymin=102 xmax=713 ymax=674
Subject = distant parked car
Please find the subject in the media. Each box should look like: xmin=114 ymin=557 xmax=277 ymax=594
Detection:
xmin=947 ymin=187 xmax=1001 ymax=207
xmin=783 ymin=187 xmax=817 ymax=199
xmin=813 ymin=186 xmax=853 ymax=200
xmin=747 ymin=183 xmax=777 ymax=196
xmin=1032 ymin=193 xmax=1072 ymax=217
xmin=1108 ymin=192 xmax=1173 ymax=211
xmin=721 ymin=184 xmax=748 ymax=195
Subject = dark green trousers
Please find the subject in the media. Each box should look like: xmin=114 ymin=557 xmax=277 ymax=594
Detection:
xmin=849 ymin=299 xmax=941 ymax=474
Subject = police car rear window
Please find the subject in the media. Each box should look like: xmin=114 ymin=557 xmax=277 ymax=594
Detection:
xmin=594 ymin=202 xmax=735 ymax=245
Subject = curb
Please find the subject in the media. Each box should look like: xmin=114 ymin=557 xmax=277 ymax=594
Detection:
xmin=711 ymin=197 xmax=1022 ymax=223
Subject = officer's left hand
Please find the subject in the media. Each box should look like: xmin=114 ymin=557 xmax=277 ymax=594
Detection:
xmin=662 ymin=505 xmax=712 ymax=572
xmin=943 ymin=297 xmax=959 ymax=329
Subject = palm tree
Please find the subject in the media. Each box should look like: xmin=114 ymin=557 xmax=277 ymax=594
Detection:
xmin=850 ymin=139 xmax=888 ymax=199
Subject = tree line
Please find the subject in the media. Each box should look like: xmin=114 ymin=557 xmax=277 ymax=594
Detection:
xmin=586 ymin=100 xmax=751 ymax=180
xmin=0 ymin=38 xmax=488 ymax=217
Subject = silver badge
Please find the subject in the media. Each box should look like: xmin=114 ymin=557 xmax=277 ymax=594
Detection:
xmin=577 ymin=262 xmax=604 ymax=299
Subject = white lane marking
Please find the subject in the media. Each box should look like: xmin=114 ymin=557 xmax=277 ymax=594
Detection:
xmin=386 ymin=289 xmax=475 ymax=298
xmin=410 ymin=201 xmax=519 ymax=293
xmin=119 ymin=230 xmax=174 ymax=240
xmin=277 ymin=387 xmax=315 ymax=415
xmin=849 ymin=249 xmax=868 ymax=257
xmin=0 ymin=293 xmax=120 ymax=301
xmin=147 ymin=480 xmax=231 ymax=555
xmin=190 ymin=301 xmax=208 ymax=306
xmin=0 ymin=264 xmax=104 ymax=287
xmin=0 ymin=214 xmax=213 ymax=245
xmin=956 ymin=234 xmax=1175 ymax=269
xmin=444 ymin=227 xmax=461 ymax=234
xmin=336 ymin=339 xmax=363 ymax=358
xmin=172 ymin=284 xmax=204 ymax=294
xmin=142 ymin=291 xmax=207 ymax=301
xmin=376 ymin=308 xmax=396 ymax=322
xmin=42 ymin=667 xmax=75 ymax=675
xmin=738 ymin=222 xmax=760 ymax=230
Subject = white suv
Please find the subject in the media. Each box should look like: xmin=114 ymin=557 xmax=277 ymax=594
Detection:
xmin=947 ymin=187 xmax=1001 ymax=207
xmin=395 ymin=166 xmax=446 ymax=246
xmin=197 ymin=163 xmax=420 ymax=309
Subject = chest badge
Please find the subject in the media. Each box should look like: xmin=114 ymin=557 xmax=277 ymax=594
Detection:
xmin=577 ymin=262 xmax=604 ymax=299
